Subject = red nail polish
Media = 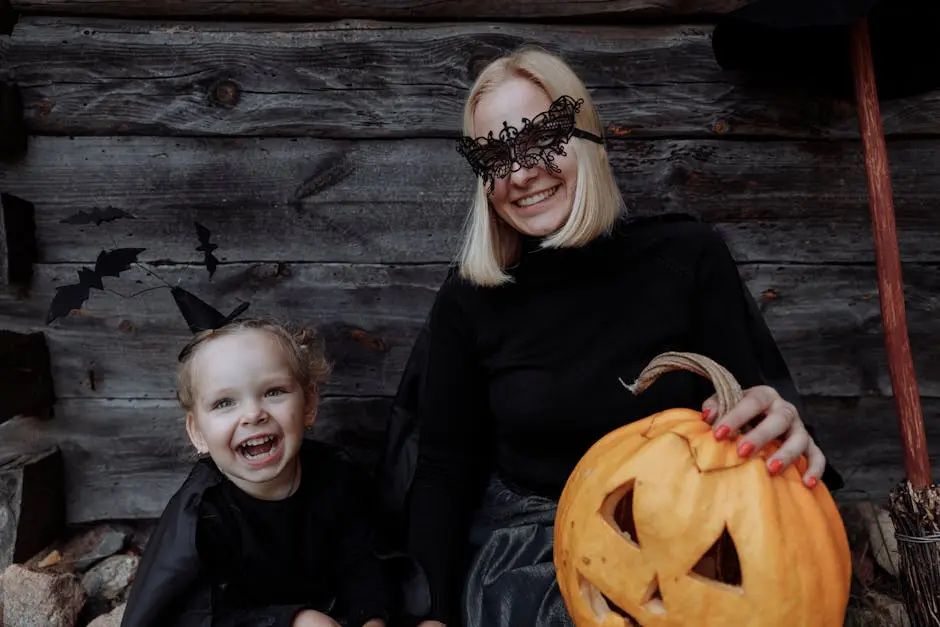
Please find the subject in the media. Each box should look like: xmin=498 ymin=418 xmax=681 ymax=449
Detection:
xmin=701 ymin=408 xmax=713 ymax=421
xmin=806 ymin=476 xmax=818 ymax=489
xmin=714 ymin=425 xmax=730 ymax=441
xmin=768 ymin=459 xmax=784 ymax=475
xmin=738 ymin=441 xmax=755 ymax=458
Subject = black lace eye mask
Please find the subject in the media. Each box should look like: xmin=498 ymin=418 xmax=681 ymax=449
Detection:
xmin=456 ymin=95 xmax=605 ymax=193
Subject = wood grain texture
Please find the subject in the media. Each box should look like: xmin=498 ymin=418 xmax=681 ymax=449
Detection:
xmin=9 ymin=0 xmax=751 ymax=19
xmin=1 ymin=262 xmax=938 ymax=399
xmin=5 ymin=17 xmax=940 ymax=139
xmin=0 ymin=395 xmax=934 ymax=522
xmin=1 ymin=262 xmax=445 ymax=398
xmin=0 ymin=397 xmax=392 ymax=522
xmin=3 ymin=135 xmax=940 ymax=265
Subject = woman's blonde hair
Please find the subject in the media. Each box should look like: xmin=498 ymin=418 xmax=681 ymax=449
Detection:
xmin=457 ymin=46 xmax=626 ymax=287
xmin=177 ymin=317 xmax=331 ymax=414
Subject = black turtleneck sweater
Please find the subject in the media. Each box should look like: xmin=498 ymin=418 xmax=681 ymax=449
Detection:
xmin=406 ymin=215 xmax=768 ymax=625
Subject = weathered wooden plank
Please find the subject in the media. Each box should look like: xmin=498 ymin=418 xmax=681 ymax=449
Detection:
xmin=0 ymin=394 xmax=935 ymax=522
xmin=5 ymin=17 xmax=940 ymax=139
xmin=2 ymin=136 xmax=940 ymax=265
xmin=9 ymin=0 xmax=750 ymax=19
xmin=0 ymin=262 xmax=938 ymax=399
xmin=801 ymin=396 xmax=940 ymax=504
xmin=2 ymin=262 xmax=448 ymax=398
xmin=0 ymin=397 xmax=393 ymax=522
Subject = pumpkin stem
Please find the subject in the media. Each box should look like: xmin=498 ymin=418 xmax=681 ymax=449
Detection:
xmin=624 ymin=351 xmax=744 ymax=417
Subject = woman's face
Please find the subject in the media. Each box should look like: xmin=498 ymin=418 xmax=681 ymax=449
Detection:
xmin=472 ymin=78 xmax=579 ymax=238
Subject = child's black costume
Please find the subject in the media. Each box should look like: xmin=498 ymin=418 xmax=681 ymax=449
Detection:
xmin=120 ymin=439 xmax=389 ymax=627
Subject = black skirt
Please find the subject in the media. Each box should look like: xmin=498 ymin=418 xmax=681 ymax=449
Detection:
xmin=462 ymin=476 xmax=574 ymax=627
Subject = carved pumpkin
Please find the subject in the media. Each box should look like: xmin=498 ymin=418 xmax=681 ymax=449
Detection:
xmin=554 ymin=352 xmax=851 ymax=627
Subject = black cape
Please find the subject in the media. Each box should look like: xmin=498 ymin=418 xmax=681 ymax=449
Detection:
xmin=121 ymin=440 xmax=429 ymax=627
xmin=120 ymin=453 xmax=220 ymax=627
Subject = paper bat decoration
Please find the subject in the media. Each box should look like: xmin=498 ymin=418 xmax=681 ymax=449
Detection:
xmin=46 ymin=247 xmax=146 ymax=324
xmin=194 ymin=221 xmax=220 ymax=278
xmin=60 ymin=207 xmax=136 ymax=226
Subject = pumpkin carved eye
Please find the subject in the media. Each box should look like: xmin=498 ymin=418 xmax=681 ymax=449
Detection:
xmin=604 ymin=479 xmax=639 ymax=546
xmin=691 ymin=527 xmax=743 ymax=591
xmin=584 ymin=478 xmax=745 ymax=624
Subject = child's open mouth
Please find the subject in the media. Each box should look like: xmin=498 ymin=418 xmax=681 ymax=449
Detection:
xmin=236 ymin=434 xmax=282 ymax=466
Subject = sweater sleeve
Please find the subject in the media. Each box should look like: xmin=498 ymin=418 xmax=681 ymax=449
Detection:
xmin=406 ymin=279 xmax=491 ymax=626
xmin=692 ymin=226 xmax=766 ymax=390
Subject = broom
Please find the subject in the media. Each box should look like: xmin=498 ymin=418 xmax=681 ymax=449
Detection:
xmin=711 ymin=1 xmax=940 ymax=623
xmin=849 ymin=16 xmax=940 ymax=627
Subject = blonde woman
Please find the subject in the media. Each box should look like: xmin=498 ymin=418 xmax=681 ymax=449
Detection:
xmin=399 ymin=47 xmax=840 ymax=627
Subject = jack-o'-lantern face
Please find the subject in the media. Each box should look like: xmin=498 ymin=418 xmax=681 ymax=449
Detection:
xmin=554 ymin=354 xmax=852 ymax=627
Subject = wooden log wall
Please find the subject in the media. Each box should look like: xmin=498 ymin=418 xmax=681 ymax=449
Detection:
xmin=1 ymin=0 xmax=939 ymax=523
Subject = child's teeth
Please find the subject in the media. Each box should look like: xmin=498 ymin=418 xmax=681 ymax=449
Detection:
xmin=244 ymin=435 xmax=274 ymax=447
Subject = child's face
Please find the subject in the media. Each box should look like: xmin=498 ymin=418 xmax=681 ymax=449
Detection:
xmin=185 ymin=328 xmax=314 ymax=500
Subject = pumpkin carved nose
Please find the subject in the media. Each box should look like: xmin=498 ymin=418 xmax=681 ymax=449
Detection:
xmin=587 ymin=473 xmax=745 ymax=624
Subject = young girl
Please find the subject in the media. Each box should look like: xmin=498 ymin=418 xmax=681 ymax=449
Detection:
xmin=121 ymin=318 xmax=389 ymax=627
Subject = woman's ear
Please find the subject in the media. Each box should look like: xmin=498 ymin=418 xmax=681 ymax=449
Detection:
xmin=186 ymin=412 xmax=209 ymax=455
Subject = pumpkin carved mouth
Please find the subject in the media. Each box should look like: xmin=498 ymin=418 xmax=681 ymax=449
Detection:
xmin=579 ymin=573 xmax=641 ymax=625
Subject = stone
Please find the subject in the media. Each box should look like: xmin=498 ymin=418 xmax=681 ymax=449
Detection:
xmin=81 ymin=554 xmax=139 ymax=601
xmin=1 ymin=563 xmax=86 ymax=627
xmin=67 ymin=526 xmax=128 ymax=573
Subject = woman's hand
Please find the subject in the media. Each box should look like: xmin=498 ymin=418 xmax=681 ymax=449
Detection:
xmin=701 ymin=384 xmax=825 ymax=488
xmin=416 ymin=622 xmax=447 ymax=627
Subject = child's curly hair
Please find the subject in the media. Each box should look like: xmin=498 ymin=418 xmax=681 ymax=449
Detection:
xmin=176 ymin=317 xmax=332 ymax=413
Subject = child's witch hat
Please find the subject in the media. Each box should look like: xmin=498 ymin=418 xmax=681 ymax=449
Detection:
xmin=172 ymin=286 xmax=250 ymax=361
xmin=171 ymin=285 xmax=250 ymax=335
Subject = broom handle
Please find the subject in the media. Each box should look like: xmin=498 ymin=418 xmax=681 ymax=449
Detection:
xmin=849 ymin=17 xmax=932 ymax=489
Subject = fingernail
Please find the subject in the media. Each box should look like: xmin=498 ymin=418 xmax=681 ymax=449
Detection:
xmin=806 ymin=476 xmax=818 ymax=489
xmin=714 ymin=425 xmax=730 ymax=441
xmin=737 ymin=441 xmax=755 ymax=458
xmin=701 ymin=408 xmax=713 ymax=421
xmin=768 ymin=459 xmax=784 ymax=475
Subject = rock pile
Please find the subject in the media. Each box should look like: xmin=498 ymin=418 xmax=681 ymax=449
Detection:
xmin=1 ymin=521 xmax=153 ymax=627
